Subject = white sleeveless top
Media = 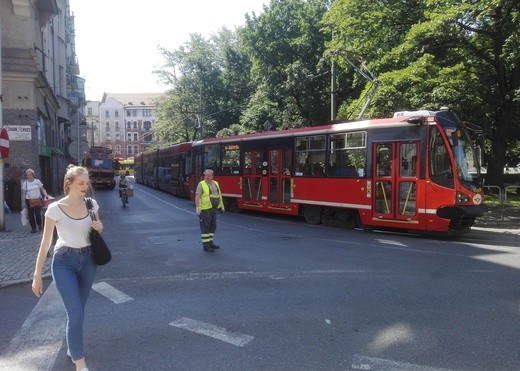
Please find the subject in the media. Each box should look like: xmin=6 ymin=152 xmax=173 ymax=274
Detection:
xmin=45 ymin=199 xmax=99 ymax=250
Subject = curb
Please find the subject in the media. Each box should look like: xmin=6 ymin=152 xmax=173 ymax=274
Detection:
xmin=0 ymin=273 xmax=52 ymax=289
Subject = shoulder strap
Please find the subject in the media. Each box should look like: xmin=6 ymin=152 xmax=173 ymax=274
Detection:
xmin=85 ymin=198 xmax=97 ymax=221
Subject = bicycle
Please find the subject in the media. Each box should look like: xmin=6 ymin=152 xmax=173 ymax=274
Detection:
xmin=120 ymin=186 xmax=128 ymax=208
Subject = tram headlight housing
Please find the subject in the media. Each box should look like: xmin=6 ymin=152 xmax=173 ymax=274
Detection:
xmin=456 ymin=191 xmax=470 ymax=204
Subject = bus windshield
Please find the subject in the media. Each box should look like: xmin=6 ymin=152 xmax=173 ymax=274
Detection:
xmin=444 ymin=126 xmax=481 ymax=189
xmin=87 ymin=158 xmax=114 ymax=169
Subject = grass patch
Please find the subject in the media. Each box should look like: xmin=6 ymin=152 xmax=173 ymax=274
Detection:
xmin=484 ymin=189 xmax=520 ymax=207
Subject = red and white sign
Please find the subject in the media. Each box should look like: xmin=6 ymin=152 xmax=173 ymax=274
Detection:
xmin=0 ymin=128 xmax=9 ymax=158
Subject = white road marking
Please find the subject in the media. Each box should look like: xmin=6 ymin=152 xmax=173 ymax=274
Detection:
xmin=92 ymin=282 xmax=133 ymax=304
xmin=0 ymin=283 xmax=64 ymax=371
xmin=170 ymin=317 xmax=254 ymax=347
xmin=351 ymin=354 xmax=451 ymax=370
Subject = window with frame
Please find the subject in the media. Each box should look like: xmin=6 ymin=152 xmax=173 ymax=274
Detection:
xmin=328 ymin=131 xmax=366 ymax=177
xmin=429 ymin=126 xmax=454 ymax=188
xmin=204 ymin=144 xmax=220 ymax=171
xmin=222 ymin=144 xmax=240 ymax=174
xmin=295 ymin=135 xmax=326 ymax=176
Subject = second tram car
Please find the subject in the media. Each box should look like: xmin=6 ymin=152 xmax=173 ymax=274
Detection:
xmin=135 ymin=142 xmax=192 ymax=198
xmin=136 ymin=108 xmax=484 ymax=235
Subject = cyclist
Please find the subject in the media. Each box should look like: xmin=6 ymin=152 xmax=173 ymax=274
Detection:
xmin=119 ymin=171 xmax=129 ymax=198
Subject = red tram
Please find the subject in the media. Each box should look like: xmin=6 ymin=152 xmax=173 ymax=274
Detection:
xmin=135 ymin=108 xmax=484 ymax=235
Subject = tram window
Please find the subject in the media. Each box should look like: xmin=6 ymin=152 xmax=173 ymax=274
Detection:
xmin=244 ymin=152 xmax=252 ymax=174
xmin=254 ymin=152 xmax=263 ymax=175
xmin=282 ymin=148 xmax=292 ymax=176
xmin=204 ymin=144 xmax=220 ymax=172
xmin=222 ymin=145 xmax=240 ymax=174
xmin=329 ymin=133 xmax=366 ymax=177
xmin=400 ymin=143 xmax=417 ymax=177
xmin=429 ymin=126 xmax=454 ymax=188
xmin=376 ymin=144 xmax=392 ymax=177
xmin=295 ymin=135 xmax=325 ymax=176
xmin=270 ymin=150 xmax=279 ymax=175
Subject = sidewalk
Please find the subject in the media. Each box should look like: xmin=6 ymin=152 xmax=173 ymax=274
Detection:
xmin=0 ymin=208 xmax=518 ymax=288
xmin=0 ymin=211 xmax=52 ymax=288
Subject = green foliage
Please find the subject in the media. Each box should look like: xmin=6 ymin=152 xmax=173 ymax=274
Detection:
xmin=151 ymin=0 xmax=520 ymax=188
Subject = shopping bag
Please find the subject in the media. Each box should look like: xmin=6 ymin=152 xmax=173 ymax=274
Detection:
xmin=21 ymin=208 xmax=28 ymax=226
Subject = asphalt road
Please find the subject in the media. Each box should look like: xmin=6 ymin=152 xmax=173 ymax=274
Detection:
xmin=1 ymin=181 xmax=519 ymax=371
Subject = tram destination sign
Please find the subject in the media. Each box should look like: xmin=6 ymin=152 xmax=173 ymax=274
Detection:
xmin=5 ymin=125 xmax=32 ymax=141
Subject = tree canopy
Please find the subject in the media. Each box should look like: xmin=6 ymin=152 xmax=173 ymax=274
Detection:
xmin=154 ymin=0 xmax=520 ymax=185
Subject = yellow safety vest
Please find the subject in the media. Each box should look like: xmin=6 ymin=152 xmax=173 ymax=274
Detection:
xmin=199 ymin=180 xmax=223 ymax=211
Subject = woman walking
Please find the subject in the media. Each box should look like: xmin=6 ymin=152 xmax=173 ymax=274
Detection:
xmin=21 ymin=168 xmax=49 ymax=233
xmin=32 ymin=165 xmax=103 ymax=371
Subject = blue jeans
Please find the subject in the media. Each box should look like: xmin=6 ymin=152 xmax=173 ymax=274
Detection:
xmin=52 ymin=246 xmax=97 ymax=361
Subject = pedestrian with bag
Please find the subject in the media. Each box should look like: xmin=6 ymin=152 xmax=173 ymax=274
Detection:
xmin=195 ymin=169 xmax=225 ymax=252
xmin=32 ymin=165 xmax=103 ymax=371
xmin=21 ymin=168 xmax=49 ymax=233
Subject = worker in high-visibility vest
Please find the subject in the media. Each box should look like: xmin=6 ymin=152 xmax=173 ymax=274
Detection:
xmin=195 ymin=169 xmax=225 ymax=252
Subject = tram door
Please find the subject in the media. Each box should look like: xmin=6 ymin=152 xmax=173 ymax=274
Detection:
xmin=373 ymin=142 xmax=419 ymax=222
xmin=268 ymin=148 xmax=292 ymax=207
xmin=242 ymin=150 xmax=264 ymax=204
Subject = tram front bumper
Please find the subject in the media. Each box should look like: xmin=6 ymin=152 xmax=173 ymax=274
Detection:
xmin=437 ymin=205 xmax=485 ymax=220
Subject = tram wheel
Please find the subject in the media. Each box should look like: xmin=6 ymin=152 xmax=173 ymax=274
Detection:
xmin=303 ymin=205 xmax=322 ymax=225
xmin=224 ymin=198 xmax=241 ymax=213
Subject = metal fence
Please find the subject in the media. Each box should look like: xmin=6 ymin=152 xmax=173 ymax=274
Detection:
xmin=483 ymin=185 xmax=520 ymax=220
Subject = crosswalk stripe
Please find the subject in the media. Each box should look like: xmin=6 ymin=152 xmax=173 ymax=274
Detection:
xmin=351 ymin=354 xmax=451 ymax=371
xmin=170 ymin=317 xmax=254 ymax=347
xmin=0 ymin=283 xmax=64 ymax=371
xmin=92 ymin=282 xmax=133 ymax=304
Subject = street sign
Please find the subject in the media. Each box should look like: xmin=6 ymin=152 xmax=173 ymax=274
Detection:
xmin=0 ymin=128 xmax=9 ymax=158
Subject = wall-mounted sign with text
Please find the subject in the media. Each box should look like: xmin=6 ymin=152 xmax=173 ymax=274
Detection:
xmin=5 ymin=125 xmax=32 ymax=141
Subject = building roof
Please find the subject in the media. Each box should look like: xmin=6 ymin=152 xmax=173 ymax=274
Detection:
xmin=102 ymin=93 xmax=164 ymax=106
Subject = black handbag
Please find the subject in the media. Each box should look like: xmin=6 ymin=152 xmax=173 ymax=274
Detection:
xmin=85 ymin=198 xmax=111 ymax=265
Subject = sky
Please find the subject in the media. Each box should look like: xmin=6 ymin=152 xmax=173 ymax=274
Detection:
xmin=69 ymin=0 xmax=267 ymax=101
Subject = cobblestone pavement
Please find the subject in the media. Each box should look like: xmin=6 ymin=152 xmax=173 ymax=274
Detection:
xmin=0 ymin=207 xmax=518 ymax=288
xmin=0 ymin=211 xmax=52 ymax=288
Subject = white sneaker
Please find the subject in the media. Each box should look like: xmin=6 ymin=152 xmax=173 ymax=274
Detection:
xmin=80 ymin=368 xmax=89 ymax=371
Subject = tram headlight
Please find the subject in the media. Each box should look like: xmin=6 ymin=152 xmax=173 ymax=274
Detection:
xmin=456 ymin=192 xmax=470 ymax=204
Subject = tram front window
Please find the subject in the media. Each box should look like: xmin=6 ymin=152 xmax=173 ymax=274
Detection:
xmin=446 ymin=126 xmax=481 ymax=191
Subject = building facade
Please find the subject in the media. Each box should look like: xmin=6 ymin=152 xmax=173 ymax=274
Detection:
xmin=86 ymin=93 xmax=162 ymax=159
xmin=1 ymin=0 xmax=85 ymax=210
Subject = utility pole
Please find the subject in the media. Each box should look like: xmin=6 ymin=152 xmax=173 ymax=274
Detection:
xmin=331 ymin=59 xmax=337 ymax=121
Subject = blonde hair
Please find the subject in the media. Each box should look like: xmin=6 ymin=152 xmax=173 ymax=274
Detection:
xmin=25 ymin=168 xmax=35 ymax=176
xmin=63 ymin=165 xmax=90 ymax=195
